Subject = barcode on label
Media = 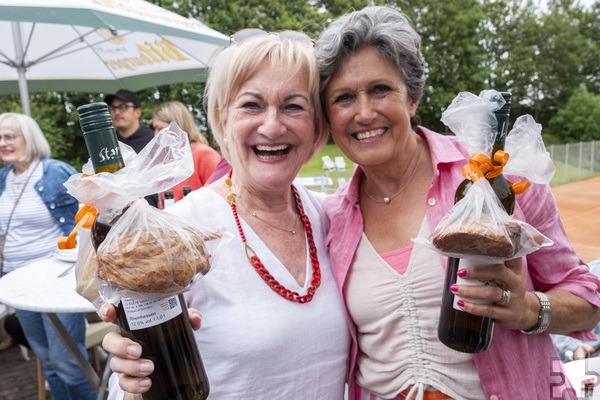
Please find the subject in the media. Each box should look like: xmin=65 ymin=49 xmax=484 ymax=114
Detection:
xmin=168 ymin=297 xmax=177 ymax=309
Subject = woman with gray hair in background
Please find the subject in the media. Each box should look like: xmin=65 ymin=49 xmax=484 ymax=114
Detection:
xmin=316 ymin=5 xmax=600 ymax=400
xmin=0 ymin=112 xmax=96 ymax=399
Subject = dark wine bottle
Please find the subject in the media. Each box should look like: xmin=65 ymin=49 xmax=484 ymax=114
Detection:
xmin=77 ymin=102 xmax=209 ymax=399
xmin=438 ymin=92 xmax=515 ymax=353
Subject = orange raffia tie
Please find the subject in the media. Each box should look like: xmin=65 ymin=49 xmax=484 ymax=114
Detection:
xmin=509 ymin=179 xmax=530 ymax=194
xmin=461 ymin=151 xmax=530 ymax=194
xmin=462 ymin=151 xmax=508 ymax=181
xmin=57 ymin=172 xmax=99 ymax=249
xmin=57 ymin=204 xmax=98 ymax=250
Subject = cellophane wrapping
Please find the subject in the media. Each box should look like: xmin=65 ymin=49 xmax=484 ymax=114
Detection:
xmin=415 ymin=90 xmax=555 ymax=261
xmin=65 ymin=122 xmax=228 ymax=306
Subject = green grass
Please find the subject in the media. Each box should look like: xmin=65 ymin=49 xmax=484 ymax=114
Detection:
xmin=300 ymin=144 xmax=600 ymax=191
xmin=298 ymin=144 xmax=355 ymax=191
xmin=551 ymin=160 xmax=600 ymax=186
xmin=299 ymin=144 xmax=352 ymax=176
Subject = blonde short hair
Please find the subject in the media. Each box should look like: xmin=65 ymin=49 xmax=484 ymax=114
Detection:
xmin=204 ymin=35 xmax=327 ymax=162
xmin=0 ymin=113 xmax=51 ymax=163
xmin=153 ymin=101 xmax=208 ymax=145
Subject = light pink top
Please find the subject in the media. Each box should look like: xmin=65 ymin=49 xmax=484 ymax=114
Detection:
xmin=347 ymin=219 xmax=485 ymax=400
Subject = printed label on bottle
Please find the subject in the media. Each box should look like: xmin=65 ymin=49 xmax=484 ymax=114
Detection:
xmin=122 ymin=296 xmax=182 ymax=330
xmin=97 ymin=146 xmax=121 ymax=163
xmin=85 ymin=130 xmax=121 ymax=169
xmin=453 ymin=258 xmax=500 ymax=310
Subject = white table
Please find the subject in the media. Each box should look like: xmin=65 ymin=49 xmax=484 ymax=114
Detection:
xmin=0 ymin=255 xmax=102 ymax=390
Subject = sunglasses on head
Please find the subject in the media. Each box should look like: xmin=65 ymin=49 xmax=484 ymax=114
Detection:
xmin=230 ymin=29 xmax=313 ymax=48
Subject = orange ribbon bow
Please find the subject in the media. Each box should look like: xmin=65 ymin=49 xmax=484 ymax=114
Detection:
xmin=461 ymin=151 xmax=530 ymax=194
xmin=57 ymin=204 xmax=98 ymax=250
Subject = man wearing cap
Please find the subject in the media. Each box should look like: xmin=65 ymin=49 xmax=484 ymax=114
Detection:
xmin=104 ymin=89 xmax=158 ymax=207
xmin=104 ymin=89 xmax=155 ymax=153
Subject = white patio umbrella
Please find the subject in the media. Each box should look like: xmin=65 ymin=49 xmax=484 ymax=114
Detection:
xmin=0 ymin=0 xmax=229 ymax=115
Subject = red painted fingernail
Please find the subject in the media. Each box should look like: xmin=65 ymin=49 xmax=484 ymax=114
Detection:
xmin=457 ymin=300 xmax=465 ymax=308
xmin=450 ymin=284 xmax=459 ymax=292
xmin=457 ymin=269 xmax=467 ymax=278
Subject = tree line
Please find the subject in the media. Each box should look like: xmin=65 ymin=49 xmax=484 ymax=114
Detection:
xmin=1 ymin=0 xmax=598 ymax=171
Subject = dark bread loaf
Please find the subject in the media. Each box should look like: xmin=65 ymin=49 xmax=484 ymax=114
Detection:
xmin=432 ymin=218 xmax=522 ymax=259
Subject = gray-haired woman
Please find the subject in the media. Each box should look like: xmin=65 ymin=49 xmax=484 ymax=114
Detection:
xmin=316 ymin=5 xmax=600 ymax=400
xmin=0 ymin=112 xmax=95 ymax=400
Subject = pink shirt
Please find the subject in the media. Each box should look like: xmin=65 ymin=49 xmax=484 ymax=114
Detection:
xmin=324 ymin=126 xmax=600 ymax=400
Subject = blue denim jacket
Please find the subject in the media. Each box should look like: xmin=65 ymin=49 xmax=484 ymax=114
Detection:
xmin=0 ymin=158 xmax=78 ymax=236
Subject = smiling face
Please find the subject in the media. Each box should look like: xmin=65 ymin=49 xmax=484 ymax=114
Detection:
xmin=223 ymin=60 xmax=317 ymax=194
xmin=0 ymin=119 xmax=27 ymax=170
xmin=323 ymin=47 xmax=419 ymax=169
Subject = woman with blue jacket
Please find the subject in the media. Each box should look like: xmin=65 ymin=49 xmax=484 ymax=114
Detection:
xmin=0 ymin=112 xmax=96 ymax=400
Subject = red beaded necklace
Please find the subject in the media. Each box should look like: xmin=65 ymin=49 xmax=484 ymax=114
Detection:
xmin=226 ymin=169 xmax=321 ymax=303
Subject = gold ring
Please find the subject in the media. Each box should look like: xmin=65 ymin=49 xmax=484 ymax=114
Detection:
xmin=496 ymin=288 xmax=511 ymax=305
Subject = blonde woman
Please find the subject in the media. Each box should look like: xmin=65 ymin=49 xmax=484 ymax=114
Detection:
xmin=101 ymin=32 xmax=349 ymax=399
xmin=152 ymin=101 xmax=221 ymax=202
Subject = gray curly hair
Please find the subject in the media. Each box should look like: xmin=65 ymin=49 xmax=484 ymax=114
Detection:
xmin=315 ymin=5 xmax=427 ymax=114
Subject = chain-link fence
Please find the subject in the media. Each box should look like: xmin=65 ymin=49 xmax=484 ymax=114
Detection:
xmin=549 ymin=140 xmax=600 ymax=186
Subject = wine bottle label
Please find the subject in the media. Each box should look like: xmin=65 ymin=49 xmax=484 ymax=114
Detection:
xmin=121 ymin=295 xmax=183 ymax=330
xmin=84 ymin=129 xmax=122 ymax=170
xmin=453 ymin=258 xmax=499 ymax=310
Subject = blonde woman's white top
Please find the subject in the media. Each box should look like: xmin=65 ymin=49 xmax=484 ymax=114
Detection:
xmin=108 ymin=186 xmax=349 ymax=400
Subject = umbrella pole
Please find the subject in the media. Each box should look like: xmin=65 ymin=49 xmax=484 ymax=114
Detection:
xmin=11 ymin=22 xmax=32 ymax=116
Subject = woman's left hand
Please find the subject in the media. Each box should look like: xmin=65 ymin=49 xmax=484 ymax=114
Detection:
xmin=452 ymin=258 xmax=538 ymax=330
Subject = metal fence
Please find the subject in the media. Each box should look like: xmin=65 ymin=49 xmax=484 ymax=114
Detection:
xmin=549 ymin=140 xmax=600 ymax=186
xmin=304 ymin=140 xmax=600 ymax=192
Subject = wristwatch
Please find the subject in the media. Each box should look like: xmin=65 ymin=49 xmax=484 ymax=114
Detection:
xmin=520 ymin=291 xmax=551 ymax=334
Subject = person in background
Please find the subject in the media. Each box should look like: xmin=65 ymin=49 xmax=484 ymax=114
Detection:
xmin=104 ymin=89 xmax=158 ymax=207
xmin=105 ymin=89 xmax=154 ymax=153
xmin=100 ymin=32 xmax=349 ymax=399
xmin=0 ymin=113 xmax=96 ymax=400
xmin=552 ymin=260 xmax=600 ymax=361
xmin=205 ymin=156 xmax=231 ymax=185
xmin=316 ymin=6 xmax=600 ymax=399
xmin=152 ymin=100 xmax=221 ymax=202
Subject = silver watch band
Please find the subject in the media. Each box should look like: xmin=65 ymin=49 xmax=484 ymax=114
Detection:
xmin=520 ymin=291 xmax=551 ymax=334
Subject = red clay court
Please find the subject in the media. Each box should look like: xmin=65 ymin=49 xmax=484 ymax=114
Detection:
xmin=552 ymin=175 xmax=600 ymax=264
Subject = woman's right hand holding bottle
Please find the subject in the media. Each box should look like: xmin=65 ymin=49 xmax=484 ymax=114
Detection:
xmin=98 ymin=303 xmax=202 ymax=398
